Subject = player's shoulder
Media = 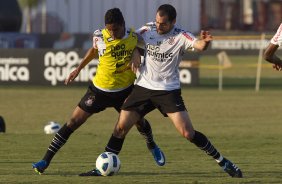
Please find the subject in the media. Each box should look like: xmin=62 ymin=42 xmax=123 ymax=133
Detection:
xmin=173 ymin=26 xmax=196 ymax=41
xmin=173 ymin=26 xmax=191 ymax=34
xmin=125 ymin=27 xmax=134 ymax=34
xmin=136 ymin=22 xmax=156 ymax=35
xmin=124 ymin=27 xmax=138 ymax=39
xmin=275 ymin=23 xmax=282 ymax=34
xmin=277 ymin=23 xmax=282 ymax=29
xmin=93 ymin=29 xmax=103 ymax=37
xmin=144 ymin=22 xmax=156 ymax=29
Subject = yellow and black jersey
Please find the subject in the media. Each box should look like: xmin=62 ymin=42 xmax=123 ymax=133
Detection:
xmin=92 ymin=28 xmax=137 ymax=91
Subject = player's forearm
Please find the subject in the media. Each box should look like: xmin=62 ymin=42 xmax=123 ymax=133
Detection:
xmin=193 ymin=40 xmax=210 ymax=51
xmin=265 ymin=54 xmax=282 ymax=65
xmin=202 ymin=41 xmax=210 ymax=51
xmin=77 ymin=47 xmax=98 ymax=71
xmin=263 ymin=43 xmax=281 ymax=64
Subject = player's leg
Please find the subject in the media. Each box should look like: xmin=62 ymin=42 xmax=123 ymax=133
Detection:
xmin=79 ymin=109 xmax=139 ymax=176
xmin=107 ymin=110 xmax=140 ymax=152
xmin=32 ymin=83 xmax=99 ymax=174
xmin=135 ymin=119 xmax=156 ymax=149
xmin=112 ymin=86 xmax=158 ymax=151
xmin=32 ymin=106 xmax=91 ymax=174
xmin=135 ymin=118 xmax=165 ymax=166
xmin=167 ymin=111 xmax=243 ymax=178
xmin=115 ymin=85 xmax=165 ymax=166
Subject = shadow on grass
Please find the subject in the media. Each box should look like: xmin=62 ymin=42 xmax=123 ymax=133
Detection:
xmin=35 ymin=170 xmax=224 ymax=178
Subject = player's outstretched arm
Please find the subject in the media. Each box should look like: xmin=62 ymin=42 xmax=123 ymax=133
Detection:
xmin=193 ymin=30 xmax=212 ymax=51
xmin=65 ymin=47 xmax=98 ymax=85
xmin=263 ymin=43 xmax=282 ymax=71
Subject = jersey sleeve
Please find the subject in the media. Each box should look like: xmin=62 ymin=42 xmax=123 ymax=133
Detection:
xmin=135 ymin=22 xmax=155 ymax=49
xmin=180 ymin=31 xmax=197 ymax=50
xmin=136 ymin=22 xmax=154 ymax=35
xmin=135 ymin=26 xmax=148 ymax=49
xmin=92 ymin=29 xmax=103 ymax=49
xmin=271 ymin=23 xmax=282 ymax=47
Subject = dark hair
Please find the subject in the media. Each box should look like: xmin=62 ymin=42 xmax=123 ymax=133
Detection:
xmin=157 ymin=4 xmax=177 ymax=22
xmin=104 ymin=8 xmax=125 ymax=25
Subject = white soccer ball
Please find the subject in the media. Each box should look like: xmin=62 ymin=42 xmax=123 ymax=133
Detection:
xmin=44 ymin=121 xmax=61 ymax=134
xmin=96 ymin=152 xmax=121 ymax=176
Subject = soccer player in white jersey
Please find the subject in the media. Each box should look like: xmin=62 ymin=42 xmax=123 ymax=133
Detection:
xmin=264 ymin=23 xmax=282 ymax=71
xmin=32 ymin=8 xmax=165 ymax=176
xmin=82 ymin=4 xmax=243 ymax=178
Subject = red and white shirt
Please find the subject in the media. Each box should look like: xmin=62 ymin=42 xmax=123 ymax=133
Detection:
xmin=271 ymin=23 xmax=282 ymax=47
xmin=136 ymin=22 xmax=197 ymax=90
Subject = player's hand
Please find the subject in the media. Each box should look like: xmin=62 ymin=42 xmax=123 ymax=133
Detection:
xmin=65 ymin=68 xmax=80 ymax=85
xmin=273 ymin=63 xmax=282 ymax=71
xmin=200 ymin=30 xmax=213 ymax=42
xmin=128 ymin=59 xmax=141 ymax=73
xmin=128 ymin=48 xmax=141 ymax=73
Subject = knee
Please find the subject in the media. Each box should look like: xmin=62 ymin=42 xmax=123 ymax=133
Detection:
xmin=113 ymin=110 xmax=137 ymax=138
xmin=113 ymin=120 xmax=132 ymax=139
xmin=113 ymin=124 xmax=127 ymax=138
xmin=182 ymin=130 xmax=195 ymax=141
xmin=66 ymin=117 xmax=84 ymax=130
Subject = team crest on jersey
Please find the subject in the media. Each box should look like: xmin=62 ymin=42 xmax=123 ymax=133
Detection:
xmin=168 ymin=37 xmax=175 ymax=45
xmin=85 ymin=96 xmax=95 ymax=106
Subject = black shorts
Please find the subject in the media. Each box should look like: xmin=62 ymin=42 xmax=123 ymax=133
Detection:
xmin=121 ymin=85 xmax=187 ymax=117
xmin=78 ymin=82 xmax=134 ymax=114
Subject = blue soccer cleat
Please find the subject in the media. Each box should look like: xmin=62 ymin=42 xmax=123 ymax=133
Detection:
xmin=32 ymin=160 xmax=49 ymax=175
xmin=151 ymin=146 xmax=165 ymax=166
xmin=220 ymin=158 xmax=243 ymax=178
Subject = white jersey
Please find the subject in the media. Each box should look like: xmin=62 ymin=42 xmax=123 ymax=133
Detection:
xmin=136 ymin=22 xmax=197 ymax=90
xmin=271 ymin=23 xmax=282 ymax=47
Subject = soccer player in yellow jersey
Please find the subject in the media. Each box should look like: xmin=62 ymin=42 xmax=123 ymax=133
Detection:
xmin=32 ymin=8 xmax=165 ymax=175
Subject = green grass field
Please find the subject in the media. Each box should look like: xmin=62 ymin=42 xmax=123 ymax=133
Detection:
xmin=200 ymin=55 xmax=282 ymax=88
xmin=1 ymin=87 xmax=282 ymax=184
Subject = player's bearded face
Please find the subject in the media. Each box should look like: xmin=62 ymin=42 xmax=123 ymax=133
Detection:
xmin=155 ymin=12 xmax=175 ymax=34
xmin=105 ymin=23 xmax=125 ymax=39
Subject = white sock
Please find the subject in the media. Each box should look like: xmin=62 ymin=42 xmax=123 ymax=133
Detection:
xmin=215 ymin=155 xmax=224 ymax=163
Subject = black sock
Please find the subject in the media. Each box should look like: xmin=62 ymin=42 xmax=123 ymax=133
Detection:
xmin=136 ymin=119 xmax=156 ymax=150
xmin=42 ymin=124 xmax=74 ymax=163
xmin=105 ymin=134 xmax=124 ymax=155
xmin=190 ymin=130 xmax=221 ymax=160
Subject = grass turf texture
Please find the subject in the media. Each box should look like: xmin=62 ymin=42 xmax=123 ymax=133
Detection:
xmin=199 ymin=55 xmax=282 ymax=89
xmin=1 ymin=87 xmax=282 ymax=184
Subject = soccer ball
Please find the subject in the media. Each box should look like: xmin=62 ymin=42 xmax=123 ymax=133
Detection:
xmin=44 ymin=121 xmax=61 ymax=134
xmin=96 ymin=152 xmax=121 ymax=176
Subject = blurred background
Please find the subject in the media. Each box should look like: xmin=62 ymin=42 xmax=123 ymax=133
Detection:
xmin=1 ymin=2 xmax=282 ymax=182
xmin=0 ymin=0 xmax=281 ymax=88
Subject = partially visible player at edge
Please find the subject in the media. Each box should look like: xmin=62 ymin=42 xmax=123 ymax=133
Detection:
xmin=32 ymin=8 xmax=165 ymax=175
xmin=80 ymin=4 xmax=243 ymax=178
xmin=264 ymin=23 xmax=282 ymax=71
